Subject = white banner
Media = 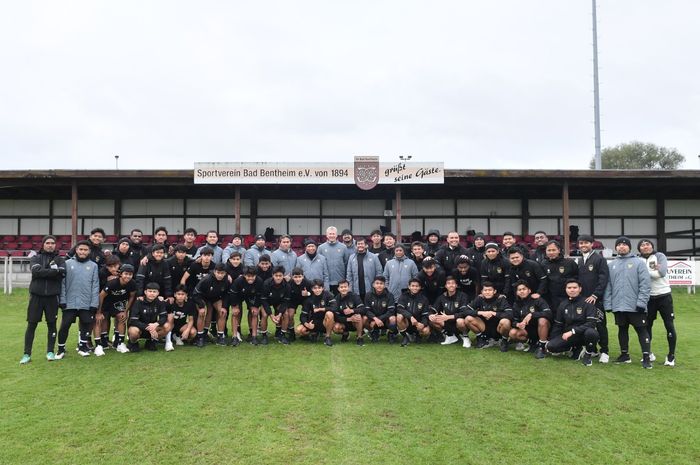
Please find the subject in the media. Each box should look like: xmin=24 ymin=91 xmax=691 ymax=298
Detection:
xmin=667 ymin=259 xmax=696 ymax=286
xmin=194 ymin=161 xmax=444 ymax=185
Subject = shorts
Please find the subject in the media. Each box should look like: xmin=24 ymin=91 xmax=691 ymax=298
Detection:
xmin=476 ymin=315 xmax=500 ymax=338
xmin=173 ymin=318 xmax=190 ymax=333
xmin=370 ymin=314 xmax=393 ymax=326
xmin=27 ymin=294 xmax=59 ymax=323
xmin=647 ymin=294 xmax=673 ymax=323
xmin=102 ymin=306 xmax=127 ymax=318
xmin=62 ymin=309 xmax=95 ymax=325
xmin=614 ymin=312 xmax=647 ymax=328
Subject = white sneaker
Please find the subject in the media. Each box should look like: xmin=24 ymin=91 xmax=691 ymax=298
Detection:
xmin=664 ymin=355 xmax=675 ymax=367
xmin=94 ymin=345 xmax=105 ymax=357
xmin=116 ymin=343 xmax=129 ymax=353
xmin=462 ymin=336 xmax=472 ymax=348
xmin=165 ymin=340 xmax=174 ymax=352
xmin=515 ymin=342 xmax=525 ymax=351
xmin=599 ymin=353 xmax=609 ymax=364
xmin=78 ymin=347 xmax=91 ymax=357
xmin=441 ymin=335 xmax=459 ymax=345
xmin=55 ymin=351 xmax=65 ymax=360
xmin=173 ymin=335 xmax=184 ymax=346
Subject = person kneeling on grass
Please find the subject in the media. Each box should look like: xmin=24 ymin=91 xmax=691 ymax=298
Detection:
xmin=429 ymin=276 xmax=469 ymax=346
xmin=364 ymin=275 xmax=397 ymax=343
xmin=192 ymin=263 xmax=229 ymax=347
xmin=461 ymin=281 xmax=512 ymax=350
xmin=509 ymin=280 xmax=552 ymax=359
xmin=545 ymin=279 xmax=599 ymax=367
xmin=95 ymin=264 xmax=137 ymax=355
xmin=261 ymin=266 xmax=292 ymax=345
xmin=127 ymin=282 xmax=169 ymax=352
xmin=396 ymin=278 xmax=431 ymax=347
xmin=295 ymin=280 xmax=336 ymax=345
xmin=331 ymin=279 xmax=366 ymax=346
xmin=168 ymin=285 xmax=197 ymax=345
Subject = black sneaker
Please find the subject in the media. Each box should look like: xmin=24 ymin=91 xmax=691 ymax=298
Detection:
xmin=274 ymin=327 xmax=283 ymax=338
xmin=216 ymin=335 xmax=226 ymax=346
xmin=251 ymin=336 xmax=259 ymax=346
xmin=341 ymin=332 xmax=349 ymax=343
xmin=534 ymin=346 xmax=546 ymax=359
xmin=245 ymin=333 xmax=253 ymax=343
xmin=570 ymin=346 xmax=583 ymax=360
xmin=642 ymin=354 xmax=653 ymax=369
xmin=356 ymin=337 xmax=364 ymax=346
xmin=581 ymin=351 xmax=593 ymax=367
xmin=128 ymin=341 xmax=140 ymax=352
xmin=475 ymin=335 xmax=488 ymax=349
xmin=230 ymin=338 xmax=240 ymax=347
xmin=309 ymin=333 xmax=319 ymax=343
xmin=324 ymin=336 xmax=333 ymax=347
xmin=260 ymin=333 xmax=269 ymax=345
xmin=614 ymin=353 xmax=632 ymax=364
xmin=145 ymin=339 xmax=158 ymax=351
xmin=195 ymin=336 xmax=204 ymax=348
xmin=527 ymin=340 xmax=538 ymax=353
xmin=388 ymin=332 xmax=397 ymax=344
xmin=401 ymin=334 xmax=410 ymax=347
xmin=499 ymin=338 xmax=509 ymax=352
xmin=370 ymin=329 xmax=380 ymax=343
xmin=279 ymin=335 xmax=290 ymax=345
xmin=287 ymin=331 xmax=296 ymax=342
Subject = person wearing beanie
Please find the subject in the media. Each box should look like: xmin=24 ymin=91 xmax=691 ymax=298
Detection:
xmin=480 ymin=243 xmax=509 ymax=294
xmin=127 ymin=282 xmax=169 ymax=352
xmin=465 ymin=233 xmax=486 ymax=272
xmin=19 ymin=235 xmax=66 ymax=364
xmin=346 ymin=237 xmax=383 ymax=299
xmin=222 ymin=233 xmax=247 ymax=263
xmin=577 ymin=234 xmax=610 ymax=363
xmin=56 ymin=240 xmax=100 ymax=359
xmin=383 ymin=244 xmax=419 ymax=301
xmin=297 ymin=239 xmax=330 ymax=291
xmin=604 ymin=236 xmax=653 ymax=368
xmin=114 ymin=237 xmax=139 ymax=269
xmin=244 ymin=234 xmax=271 ymax=267
xmin=637 ymin=239 xmax=677 ymax=366
xmin=95 ymin=263 xmax=137 ymax=355
xmin=425 ymin=229 xmax=442 ymax=257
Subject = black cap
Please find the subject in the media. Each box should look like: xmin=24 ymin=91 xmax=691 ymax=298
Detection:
xmin=578 ymin=234 xmax=594 ymax=243
xmin=615 ymin=236 xmax=632 ymax=248
xmin=145 ymin=282 xmax=160 ymax=291
xmin=304 ymin=238 xmax=317 ymax=246
xmin=255 ymin=234 xmax=265 ymax=241
xmin=473 ymin=233 xmax=485 ymax=241
xmin=484 ymin=242 xmax=499 ymax=251
xmin=341 ymin=229 xmax=352 ymax=236
xmin=42 ymin=235 xmax=57 ymax=245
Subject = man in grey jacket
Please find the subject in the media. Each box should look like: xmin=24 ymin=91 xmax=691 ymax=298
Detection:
xmin=56 ymin=240 xmax=100 ymax=359
xmin=318 ymin=226 xmax=348 ymax=294
xmin=222 ymin=234 xmax=247 ymax=263
xmin=604 ymin=236 xmax=652 ymax=368
xmin=271 ymin=234 xmax=298 ymax=280
xmin=244 ymin=234 xmax=271 ymax=267
xmin=297 ymin=239 xmax=330 ymax=291
xmin=346 ymin=237 xmax=383 ymax=299
xmin=383 ymin=244 xmax=419 ymax=301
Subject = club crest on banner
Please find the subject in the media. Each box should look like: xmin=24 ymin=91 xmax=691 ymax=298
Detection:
xmin=354 ymin=156 xmax=379 ymax=190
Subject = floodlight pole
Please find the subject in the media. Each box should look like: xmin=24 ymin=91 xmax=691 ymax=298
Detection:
xmin=592 ymin=0 xmax=602 ymax=170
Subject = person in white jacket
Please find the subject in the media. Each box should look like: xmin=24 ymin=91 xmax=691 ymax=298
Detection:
xmin=638 ymin=239 xmax=677 ymax=367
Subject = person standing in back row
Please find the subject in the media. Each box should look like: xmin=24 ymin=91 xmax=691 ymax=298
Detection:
xmin=318 ymin=226 xmax=348 ymax=294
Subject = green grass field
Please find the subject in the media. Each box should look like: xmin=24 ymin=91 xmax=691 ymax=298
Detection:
xmin=1 ymin=289 xmax=698 ymax=465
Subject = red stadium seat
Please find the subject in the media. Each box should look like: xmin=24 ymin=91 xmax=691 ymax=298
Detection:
xmin=5 ymin=242 xmax=18 ymax=250
xmin=0 ymin=250 xmax=8 ymax=257
xmin=10 ymin=250 xmax=25 ymax=256
xmin=19 ymin=242 xmax=34 ymax=250
xmin=106 ymin=235 xmax=118 ymax=243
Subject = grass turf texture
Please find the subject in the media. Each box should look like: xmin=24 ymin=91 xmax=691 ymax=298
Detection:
xmin=1 ymin=289 xmax=698 ymax=465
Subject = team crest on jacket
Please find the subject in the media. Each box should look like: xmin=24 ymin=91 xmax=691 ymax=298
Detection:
xmin=354 ymin=156 xmax=379 ymax=190
xmin=381 ymin=301 xmax=387 ymax=307
xmin=525 ymin=271 xmax=531 ymax=277
xmin=529 ymin=306 xmax=535 ymax=313
xmin=558 ymin=266 xmax=565 ymax=274
xmin=576 ymin=307 xmax=583 ymax=314
xmin=497 ymin=267 xmax=502 ymax=273
xmin=588 ymin=264 xmax=594 ymax=271
xmin=417 ymin=303 xmax=423 ymax=309
xmin=627 ymin=263 xmax=633 ymax=268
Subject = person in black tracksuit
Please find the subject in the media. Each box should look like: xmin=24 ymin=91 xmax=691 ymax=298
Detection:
xmin=480 ymin=243 xmax=509 ymax=294
xmin=429 ymin=276 xmax=469 ymax=344
xmin=464 ymin=233 xmax=486 ymax=272
xmin=417 ymin=257 xmax=446 ymax=304
xmin=508 ymin=280 xmax=552 ymax=358
xmin=135 ymin=244 xmax=172 ymax=300
xmin=541 ymin=240 xmax=578 ymax=311
xmin=167 ymin=245 xmax=193 ymax=294
xmin=331 ymin=280 xmax=366 ymax=346
xmin=67 ymin=227 xmax=107 ymax=267
xmin=462 ymin=282 xmax=512 ymax=349
xmin=434 ymin=232 xmax=468 ymax=275
xmin=180 ymin=247 xmax=215 ymax=294
xmin=546 ymin=279 xmax=600 ymax=366
xmin=453 ymin=256 xmax=480 ymax=302
xmin=114 ymin=237 xmax=140 ymax=269
xmin=20 ymin=235 xmax=66 ymax=363
xmin=378 ymin=233 xmax=397 ymax=268
xmin=168 ymin=285 xmax=197 ymax=343
xmin=229 ymin=268 xmax=265 ymax=345
xmin=192 ymin=263 xmax=229 ymax=347
xmin=577 ymin=234 xmax=610 ymax=361
xmin=396 ymin=278 xmax=431 ymax=346
xmin=287 ymin=267 xmax=312 ymax=341
xmin=424 ymin=229 xmax=442 ymax=257
xmin=127 ymin=282 xmax=169 ymax=352
xmin=364 ymin=275 xmax=397 ymax=343
xmin=261 ymin=267 xmax=292 ymax=344
xmin=504 ymin=248 xmax=547 ymax=303
xmin=295 ymin=279 xmax=336 ymax=343
xmin=368 ymin=230 xmax=385 ymax=256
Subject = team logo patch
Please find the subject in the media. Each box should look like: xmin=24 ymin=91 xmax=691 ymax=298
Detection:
xmin=321 ymin=300 xmax=325 ymax=306
xmin=417 ymin=303 xmax=423 ymax=309
xmin=354 ymin=155 xmax=379 ymax=190
xmin=576 ymin=307 xmax=583 ymax=315
xmin=525 ymin=271 xmax=531 ymax=277
xmin=381 ymin=301 xmax=387 ymax=307
xmin=627 ymin=263 xmax=633 ymax=269
xmin=529 ymin=306 xmax=535 ymax=313
xmin=559 ymin=266 xmax=565 ymax=274
xmin=348 ymin=303 xmax=354 ymax=308
xmin=588 ymin=264 xmax=594 ymax=271
xmin=497 ymin=267 xmax=502 ymax=273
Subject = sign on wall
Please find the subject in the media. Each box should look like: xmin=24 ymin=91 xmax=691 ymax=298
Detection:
xmin=667 ymin=259 xmax=696 ymax=286
xmin=194 ymin=157 xmax=444 ymax=188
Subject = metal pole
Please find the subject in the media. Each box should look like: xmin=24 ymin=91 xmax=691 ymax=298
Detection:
xmin=2 ymin=256 xmax=7 ymax=294
xmin=8 ymin=256 xmax=13 ymax=294
xmin=592 ymin=0 xmax=602 ymax=169
xmin=395 ymin=186 xmax=402 ymax=241
xmin=71 ymin=182 xmax=78 ymax=247
xmin=563 ymin=182 xmax=571 ymax=256
xmin=234 ymin=186 xmax=241 ymax=234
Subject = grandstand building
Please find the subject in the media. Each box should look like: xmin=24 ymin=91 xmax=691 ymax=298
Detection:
xmin=0 ymin=169 xmax=699 ymax=256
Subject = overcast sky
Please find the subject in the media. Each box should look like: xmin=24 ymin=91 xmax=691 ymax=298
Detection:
xmin=1 ymin=1 xmax=698 ymax=171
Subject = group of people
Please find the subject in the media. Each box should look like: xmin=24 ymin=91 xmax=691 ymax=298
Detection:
xmin=19 ymin=225 xmax=677 ymax=369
